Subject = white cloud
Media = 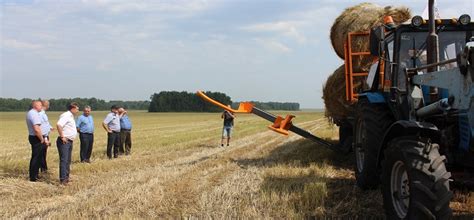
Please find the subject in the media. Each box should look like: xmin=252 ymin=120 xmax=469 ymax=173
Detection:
xmin=254 ymin=38 xmax=291 ymax=53
xmin=1 ymin=38 xmax=43 ymax=50
xmin=239 ymin=6 xmax=340 ymax=47
xmin=80 ymin=0 xmax=215 ymax=14
xmin=241 ymin=21 xmax=307 ymax=44
xmin=96 ymin=60 xmax=114 ymax=71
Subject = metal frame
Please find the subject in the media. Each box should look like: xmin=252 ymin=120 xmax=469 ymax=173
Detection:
xmin=344 ymin=32 xmax=385 ymax=102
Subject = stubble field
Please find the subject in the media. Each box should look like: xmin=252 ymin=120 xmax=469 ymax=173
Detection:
xmin=1 ymin=111 xmax=473 ymax=218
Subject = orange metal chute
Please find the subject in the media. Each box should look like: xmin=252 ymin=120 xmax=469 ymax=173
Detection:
xmin=196 ymin=90 xmax=253 ymax=113
xmin=268 ymin=115 xmax=295 ymax=136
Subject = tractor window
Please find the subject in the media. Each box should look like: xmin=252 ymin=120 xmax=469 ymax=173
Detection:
xmin=397 ymin=31 xmax=471 ymax=90
xmin=385 ymin=40 xmax=394 ymax=82
xmin=397 ymin=32 xmax=428 ymax=90
xmin=438 ymin=31 xmax=466 ymax=70
xmin=387 ymin=40 xmax=394 ymax=61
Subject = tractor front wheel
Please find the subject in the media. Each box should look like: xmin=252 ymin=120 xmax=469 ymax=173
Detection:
xmin=381 ymin=136 xmax=453 ymax=219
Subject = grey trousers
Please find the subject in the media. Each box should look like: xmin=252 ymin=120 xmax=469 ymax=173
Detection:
xmin=56 ymin=137 xmax=73 ymax=182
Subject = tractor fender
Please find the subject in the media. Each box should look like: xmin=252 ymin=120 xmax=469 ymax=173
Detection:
xmin=376 ymin=120 xmax=440 ymax=169
xmin=359 ymin=92 xmax=386 ymax=104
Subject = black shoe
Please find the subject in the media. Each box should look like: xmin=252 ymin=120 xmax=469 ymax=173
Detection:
xmin=114 ymin=155 xmax=118 ymax=158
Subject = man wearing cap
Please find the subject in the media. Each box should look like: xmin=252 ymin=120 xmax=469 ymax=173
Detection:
xmin=26 ymin=100 xmax=47 ymax=182
xmin=56 ymin=102 xmax=79 ymax=185
xmin=76 ymin=105 xmax=94 ymax=163
xmin=102 ymin=105 xmax=121 ymax=159
xmin=39 ymin=100 xmax=53 ymax=173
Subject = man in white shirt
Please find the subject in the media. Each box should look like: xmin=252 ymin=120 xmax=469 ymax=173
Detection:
xmin=56 ymin=102 xmax=79 ymax=185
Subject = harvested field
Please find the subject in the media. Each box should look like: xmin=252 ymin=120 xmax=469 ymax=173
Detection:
xmin=0 ymin=111 xmax=473 ymax=218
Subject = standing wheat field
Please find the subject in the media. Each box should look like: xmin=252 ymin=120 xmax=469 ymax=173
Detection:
xmin=1 ymin=111 xmax=472 ymax=218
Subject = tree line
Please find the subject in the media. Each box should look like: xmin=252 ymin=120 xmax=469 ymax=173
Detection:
xmin=0 ymin=98 xmax=150 ymax=112
xmin=148 ymin=91 xmax=232 ymax=112
xmin=148 ymin=91 xmax=300 ymax=112
xmin=0 ymin=92 xmax=300 ymax=112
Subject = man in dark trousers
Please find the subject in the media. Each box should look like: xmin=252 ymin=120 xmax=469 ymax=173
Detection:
xmin=118 ymin=107 xmax=132 ymax=155
xmin=56 ymin=102 xmax=79 ymax=185
xmin=102 ymin=105 xmax=121 ymax=159
xmin=221 ymin=106 xmax=235 ymax=147
xmin=76 ymin=105 xmax=94 ymax=163
xmin=39 ymin=100 xmax=53 ymax=173
xmin=26 ymin=100 xmax=47 ymax=182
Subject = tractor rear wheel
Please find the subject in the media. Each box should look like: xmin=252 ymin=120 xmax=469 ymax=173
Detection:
xmin=381 ymin=136 xmax=452 ymax=220
xmin=354 ymin=98 xmax=393 ymax=189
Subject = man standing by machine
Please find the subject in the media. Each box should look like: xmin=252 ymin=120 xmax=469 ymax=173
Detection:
xmin=221 ymin=106 xmax=235 ymax=147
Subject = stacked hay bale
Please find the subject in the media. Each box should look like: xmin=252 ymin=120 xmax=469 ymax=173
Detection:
xmin=323 ymin=3 xmax=411 ymax=121
xmin=322 ymin=65 xmax=350 ymax=120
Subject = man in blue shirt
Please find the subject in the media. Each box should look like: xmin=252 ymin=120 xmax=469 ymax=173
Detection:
xmin=39 ymin=100 xmax=53 ymax=173
xmin=26 ymin=100 xmax=47 ymax=182
xmin=102 ymin=105 xmax=121 ymax=159
xmin=76 ymin=105 xmax=94 ymax=163
xmin=118 ymin=107 xmax=132 ymax=155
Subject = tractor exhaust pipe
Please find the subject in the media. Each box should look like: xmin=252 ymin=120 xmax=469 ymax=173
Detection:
xmin=427 ymin=0 xmax=439 ymax=100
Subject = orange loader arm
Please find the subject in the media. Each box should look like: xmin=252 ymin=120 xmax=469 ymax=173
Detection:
xmin=196 ymin=90 xmax=337 ymax=151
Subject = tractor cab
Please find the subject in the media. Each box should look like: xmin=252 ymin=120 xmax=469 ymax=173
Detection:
xmin=368 ymin=14 xmax=474 ymax=120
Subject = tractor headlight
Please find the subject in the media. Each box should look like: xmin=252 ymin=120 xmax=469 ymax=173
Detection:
xmin=459 ymin=14 xmax=471 ymax=25
xmin=411 ymin=16 xmax=425 ymax=27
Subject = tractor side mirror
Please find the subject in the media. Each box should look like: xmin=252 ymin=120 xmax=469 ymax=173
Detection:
xmin=370 ymin=26 xmax=384 ymax=57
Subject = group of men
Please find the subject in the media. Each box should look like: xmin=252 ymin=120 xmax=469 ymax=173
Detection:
xmin=25 ymin=100 xmax=236 ymax=185
xmin=26 ymin=101 xmax=133 ymax=185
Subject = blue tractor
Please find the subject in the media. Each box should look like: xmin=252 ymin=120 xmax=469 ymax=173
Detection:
xmin=343 ymin=1 xmax=474 ymax=218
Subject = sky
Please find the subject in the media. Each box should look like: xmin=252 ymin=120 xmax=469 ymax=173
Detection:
xmin=1 ymin=0 xmax=473 ymax=108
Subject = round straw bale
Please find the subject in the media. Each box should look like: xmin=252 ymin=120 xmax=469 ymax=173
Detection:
xmin=330 ymin=3 xmax=411 ymax=59
xmin=322 ymin=65 xmax=352 ymax=120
